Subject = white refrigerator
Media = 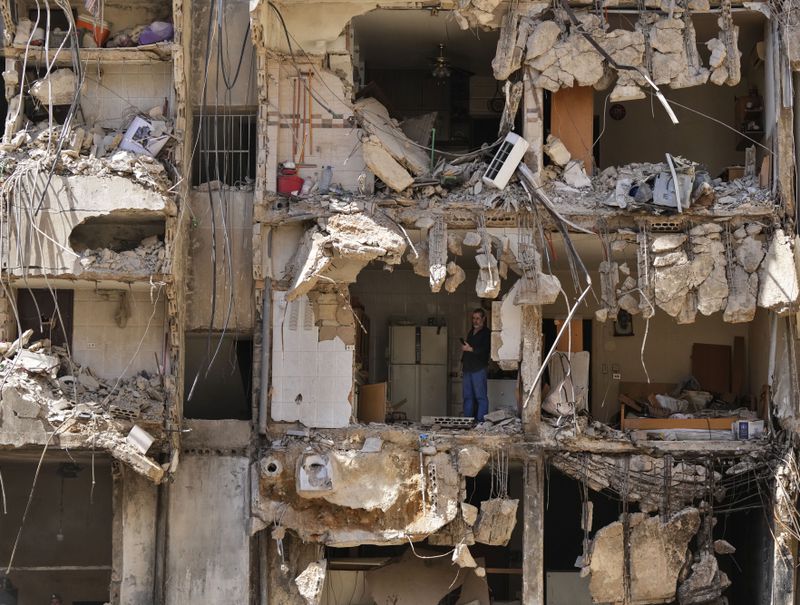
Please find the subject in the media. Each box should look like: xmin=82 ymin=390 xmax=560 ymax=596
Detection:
xmin=388 ymin=325 xmax=448 ymax=421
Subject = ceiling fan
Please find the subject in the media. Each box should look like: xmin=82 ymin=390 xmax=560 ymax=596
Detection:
xmin=429 ymin=43 xmax=474 ymax=79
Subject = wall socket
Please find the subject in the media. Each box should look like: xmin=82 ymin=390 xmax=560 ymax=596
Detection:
xmin=86 ymin=342 xmax=97 ymax=349
xmin=612 ymin=372 xmax=621 ymax=380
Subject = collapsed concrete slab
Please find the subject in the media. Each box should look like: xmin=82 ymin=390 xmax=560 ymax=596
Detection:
xmin=6 ymin=173 xmax=170 ymax=277
xmin=586 ymin=508 xmax=700 ymax=604
xmin=285 ymin=212 xmax=407 ymax=301
xmin=473 ymin=498 xmax=518 ymax=546
xmin=253 ymin=441 xmax=461 ymax=546
xmin=0 ymin=341 xmax=167 ymax=483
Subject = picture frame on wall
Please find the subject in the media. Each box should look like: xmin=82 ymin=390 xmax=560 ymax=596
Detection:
xmin=614 ymin=310 xmax=634 ymax=337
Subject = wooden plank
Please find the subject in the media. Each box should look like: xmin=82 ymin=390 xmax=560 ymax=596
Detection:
xmin=554 ymin=319 xmax=583 ymax=353
xmin=551 ymin=86 xmax=594 ymax=172
xmin=357 ymin=383 xmax=387 ymax=423
xmin=622 ymin=417 xmax=738 ymax=430
xmin=618 ymin=393 xmax=642 ymax=412
xmin=691 ymin=343 xmax=732 ymax=394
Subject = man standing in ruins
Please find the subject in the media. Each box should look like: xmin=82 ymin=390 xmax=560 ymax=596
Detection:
xmin=461 ymin=308 xmax=490 ymax=422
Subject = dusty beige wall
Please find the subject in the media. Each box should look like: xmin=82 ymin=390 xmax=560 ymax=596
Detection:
xmin=596 ymin=82 xmax=749 ymax=176
xmin=191 ymin=0 xmax=256 ymax=107
xmin=164 ymin=454 xmax=250 ymax=604
xmin=73 ymin=287 xmax=166 ymax=380
xmin=186 ymin=190 xmax=254 ymax=331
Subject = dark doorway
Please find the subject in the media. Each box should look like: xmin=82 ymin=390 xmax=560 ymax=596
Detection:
xmin=184 ymin=333 xmax=253 ymax=419
xmin=16 ymin=288 xmax=74 ymax=349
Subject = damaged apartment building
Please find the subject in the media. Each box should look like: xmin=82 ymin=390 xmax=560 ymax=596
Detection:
xmin=0 ymin=0 xmax=799 ymax=601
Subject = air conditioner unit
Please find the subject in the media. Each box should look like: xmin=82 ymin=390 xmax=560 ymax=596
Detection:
xmin=482 ymin=132 xmax=530 ymax=190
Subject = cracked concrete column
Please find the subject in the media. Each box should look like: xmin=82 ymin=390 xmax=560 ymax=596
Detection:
xmin=522 ymin=71 xmax=544 ymax=175
xmin=522 ymin=455 xmax=544 ymax=605
xmin=521 ymin=304 xmax=542 ymax=435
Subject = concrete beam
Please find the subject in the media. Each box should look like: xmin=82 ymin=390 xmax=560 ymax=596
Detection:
xmin=522 ymin=455 xmax=544 ymax=605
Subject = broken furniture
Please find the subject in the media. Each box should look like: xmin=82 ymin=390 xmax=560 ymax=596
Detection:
xmin=619 ymin=382 xmax=739 ymax=432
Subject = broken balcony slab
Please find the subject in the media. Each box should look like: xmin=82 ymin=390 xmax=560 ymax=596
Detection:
xmin=262 ymin=158 xmax=775 ymax=231
xmin=0 ymin=338 xmax=167 ymax=482
xmin=253 ymin=440 xmax=461 ymax=546
xmin=5 ymin=172 xmax=172 ymax=278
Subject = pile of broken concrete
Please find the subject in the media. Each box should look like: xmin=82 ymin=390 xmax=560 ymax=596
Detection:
xmin=0 ymin=330 xmax=166 ymax=482
xmin=77 ymin=235 xmax=165 ymax=275
xmin=0 ymin=122 xmax=173 ymax=193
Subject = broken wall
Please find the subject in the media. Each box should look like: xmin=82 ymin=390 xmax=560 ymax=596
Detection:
xmin=71 ymin=286 xmax=166 ymax=380
xmin=271 ymin=291 xmax=353 ymax=427
xmin=253 ymin=437 xmax=461 ymax=545
xmin=543 ymin=268 xmax=751 ymax=423
xmin=267 ymin=54 xmax=368 ymax=192
xmin=187 ymin=190 xmax=254 ymax=331
xmin=6 ymin=174 xmax=169 ymax=277
xmin=165 ymin=453 xmax=251 ymax=604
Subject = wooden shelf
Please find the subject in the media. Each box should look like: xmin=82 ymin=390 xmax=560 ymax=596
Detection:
xmin=3 ymin=43 xmax=174 ymax=65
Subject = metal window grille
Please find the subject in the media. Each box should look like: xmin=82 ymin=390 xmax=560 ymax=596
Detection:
xmin=192 ymin=112 xmax=257 ymax=186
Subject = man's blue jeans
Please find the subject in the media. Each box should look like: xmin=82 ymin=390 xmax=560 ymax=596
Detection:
xmin=463 ymin=368 xmax=489 ymax=421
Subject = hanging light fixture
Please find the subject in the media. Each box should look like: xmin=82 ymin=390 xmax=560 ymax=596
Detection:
xmin=431 ymin=44 xmax=452 ymax=79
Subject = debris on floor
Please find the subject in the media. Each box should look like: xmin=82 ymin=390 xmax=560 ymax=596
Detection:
xmin=77 ymin=236 xmax=165 ymax=275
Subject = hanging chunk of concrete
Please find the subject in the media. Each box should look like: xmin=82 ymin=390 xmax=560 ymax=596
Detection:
xmin=586 ymin=508 xmax=700 ymax=604
xmin=457 ymin=446 xmax=490 ymax=477
xmin=445 ymin=261 xmax=466 ymax=293
xmin=286 ymin=212 xmax=406 ymax=301
xmin=473 ymin=498 xmax=518 ymax=546
xmin=677 ymin=551 xmax=731 ymax=604
xmin=295 ymin=559 xmax=327 ymax=605
xmin=491 ymin=282 xmax=522 ymax=369
xmin=429 ymin=218 xmax=447 ymax=293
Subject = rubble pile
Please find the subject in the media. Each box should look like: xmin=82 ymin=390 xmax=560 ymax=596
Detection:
xmin=546 ymin=154 xmax=772 ymax=212
xmin=455 ymin=5 xmax=741 ymax=101
xmin=475 ymin=408 xmax=523 ymax=434
xmin=78 ymin=235 xmax=165 ymax=275
xmin=0 ymin=121 xmax=173 ymax=193
xmin=0 ymin=332 xmax=165 ymax=480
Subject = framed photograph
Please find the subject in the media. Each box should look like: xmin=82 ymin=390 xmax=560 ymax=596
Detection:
xmin=614 ymin=310 xmax=634 ymax=337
